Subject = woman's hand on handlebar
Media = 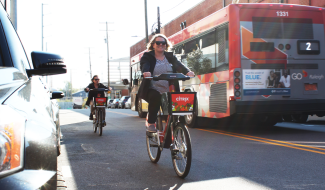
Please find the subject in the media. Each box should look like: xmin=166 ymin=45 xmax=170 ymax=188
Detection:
xmin=186 ymin=71 xmax=195 ymax=77
xmin=143 ymin=72 xmax=151 ymax=79
xmin=85 ymin=88 xmax=90 ymax=92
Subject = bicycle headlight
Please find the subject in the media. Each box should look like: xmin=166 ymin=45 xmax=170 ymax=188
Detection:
xmin=0 ymin=105 xmax=25 ymax=177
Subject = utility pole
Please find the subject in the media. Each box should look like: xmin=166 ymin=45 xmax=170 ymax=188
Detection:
xmin=42 ymin=4 xmax=44 ymax=51
xmin=144 ymin=0 xmax=149 ymax=43
xmin=89 ymin=47 xmax=92 ymax=80
xmin=105 ymin=22 xmax=110 ymax=88
xmin=10 ymin=0 xmax=17 ymax=29
xmin=100 ymin=22 xmax=113 ymax=88
xmin=157 ymin=7 xmax=160 ymax=33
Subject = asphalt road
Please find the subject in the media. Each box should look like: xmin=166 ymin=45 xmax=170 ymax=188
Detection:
xmin=57 ymin=109 xmax=325 ymax=190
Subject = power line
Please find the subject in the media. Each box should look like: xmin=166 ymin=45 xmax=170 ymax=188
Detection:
xmin=161 ymin=0 xmax=186 ymax=14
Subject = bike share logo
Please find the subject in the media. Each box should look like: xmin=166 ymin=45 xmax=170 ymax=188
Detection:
xmin=176 ymin=96 xmax=189 ymax=102
xmin=292 ymin=70 xmax=308 ymax=80
xmin=310 ymin=74 xmax=324 ymax=80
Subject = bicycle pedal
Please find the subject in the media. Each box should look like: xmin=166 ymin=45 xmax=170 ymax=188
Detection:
xmin=172 ymin=155 xmax=182 ymax=160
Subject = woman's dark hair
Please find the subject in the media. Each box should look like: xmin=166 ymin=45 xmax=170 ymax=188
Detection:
xmin=146 ymin=33 xmax=172 ymax=51
xmin=91 ymin=75 xmax=99 ymax=82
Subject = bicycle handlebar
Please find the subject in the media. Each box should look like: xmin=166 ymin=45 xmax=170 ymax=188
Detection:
xmin=89 ymin=88 xmax=109 ymax=92
xmin=145 ymin=73 xmax=194 ymax=81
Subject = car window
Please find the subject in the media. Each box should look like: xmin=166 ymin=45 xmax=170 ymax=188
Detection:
xmin=0 ymin=10 xmax=30 ymax=74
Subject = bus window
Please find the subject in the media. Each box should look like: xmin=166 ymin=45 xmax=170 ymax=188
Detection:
xmin=216 ymin=25 xmax=229 ymax=72
xmin=181 ymin=34 xmax=215 ymax=75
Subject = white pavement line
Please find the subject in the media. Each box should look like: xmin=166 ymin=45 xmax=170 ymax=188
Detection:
xmin=62 ymin=166 xmax=72 ymax=178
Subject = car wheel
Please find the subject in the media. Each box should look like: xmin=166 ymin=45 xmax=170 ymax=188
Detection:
xmin=56 ymin=117 xmax=61 ymax=156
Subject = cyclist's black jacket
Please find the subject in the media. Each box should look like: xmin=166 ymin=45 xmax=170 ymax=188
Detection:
xmin=138 ymin=51 xmax=190 ymax=102
xmin=84 ymin=83 xmax=108 ymax=106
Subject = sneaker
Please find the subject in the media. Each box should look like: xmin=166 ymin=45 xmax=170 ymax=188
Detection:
xmin=146 ymin=124 xmax=157 ymax=133
xmin=89 ymin=113 xmax=93 ymax=120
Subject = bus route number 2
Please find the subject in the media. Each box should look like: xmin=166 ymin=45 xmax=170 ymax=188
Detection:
xmin=276 ymin=11 xmax=289 ymax=16
xmin=306 ymin=42 xmax=311 ymax=50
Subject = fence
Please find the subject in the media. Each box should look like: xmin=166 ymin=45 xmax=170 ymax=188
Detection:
xmin=58 ymin=102 xmax=74 ymax=109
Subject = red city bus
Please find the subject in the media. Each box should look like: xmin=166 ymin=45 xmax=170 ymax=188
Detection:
xmin=130 ymin=3 xmax=325 ymax=127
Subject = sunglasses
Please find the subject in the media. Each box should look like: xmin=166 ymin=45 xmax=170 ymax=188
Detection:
xmin=155 ymin=41 xmax=166 ymax=45
xmin=94 ymin=79 xmax=100 ymax=81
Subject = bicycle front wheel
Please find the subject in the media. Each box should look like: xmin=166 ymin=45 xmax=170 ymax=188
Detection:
xmin=146 ymin=132 xmax=161 ymax=163
xmin=172 ymin=123 xmax=192 ymax=178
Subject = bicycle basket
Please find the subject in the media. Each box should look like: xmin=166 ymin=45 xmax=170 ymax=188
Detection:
xmin=94 ymin=97 xmax=107 ymax=108
xmin=161 ymin=92 xmax=196 ymax=115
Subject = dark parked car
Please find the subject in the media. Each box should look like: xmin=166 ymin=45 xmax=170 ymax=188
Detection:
xmin=0 ymin=4 xmax=66 ymax=189
xmin=118 ymin=96 xmax=130 ymax=108
xmin=73 ymin=103 xmax=82 ymax=109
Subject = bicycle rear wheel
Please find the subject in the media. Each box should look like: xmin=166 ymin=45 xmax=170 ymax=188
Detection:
xmin=146 ymin=132 xmax=161 ymax=163
xmin=172 ymin=123 xmax=192 ymax=178
xmin=98 ymin=110 xmax=103 ymax=136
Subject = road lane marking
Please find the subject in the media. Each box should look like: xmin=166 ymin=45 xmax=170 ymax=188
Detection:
xmin=105 ymin=110 xmax=325 ymax=154
xmin=198 ymin=129 xmax=325 ymax=155
xmin=208 ymin=129 xmax=325 ymax=152
xmin=106 ymin=110 xmax=138 ymax=117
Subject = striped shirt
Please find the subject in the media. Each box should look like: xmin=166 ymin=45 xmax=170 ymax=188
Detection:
xmin=149 ymin=57 xmax=173 ymax=94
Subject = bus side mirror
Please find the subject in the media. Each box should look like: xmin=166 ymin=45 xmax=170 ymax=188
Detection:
xmin=122 ymin=79 xmax=129 ymax=85
xmin=133 ymin=79 xmax=138 ymax=85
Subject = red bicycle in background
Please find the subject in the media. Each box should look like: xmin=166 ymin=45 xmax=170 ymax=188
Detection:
xmin=89 ymin=88 xmax=109 ymax=136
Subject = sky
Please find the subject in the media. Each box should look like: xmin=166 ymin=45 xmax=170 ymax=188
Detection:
xmin=16 ymin=0 xmax=204 ymax=90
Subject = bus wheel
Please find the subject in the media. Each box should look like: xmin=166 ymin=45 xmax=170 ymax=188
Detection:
xmin=291 ymin=114 xmax=308 ymax=123
xmin=259 ymin=115 xmax=281 ymax=127
xmin=282 ymin=114 xmax=292 ymax=122
xmin=137 ymin=98 xmax=147 ymax=118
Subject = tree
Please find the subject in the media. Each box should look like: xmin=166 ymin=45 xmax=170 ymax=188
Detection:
xmin=59 ymin=81 xmax=79 ymax=98
xmin=186 ymin=49 xmax=212 ymax=75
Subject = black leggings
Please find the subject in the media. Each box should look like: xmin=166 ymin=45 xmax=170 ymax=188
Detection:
xmin=147 ymin=89 xmax=162 ymax=124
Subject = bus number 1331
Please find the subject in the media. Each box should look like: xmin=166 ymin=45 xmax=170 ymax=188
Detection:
xmin=276 ymin=11 xmax=289 ymax=16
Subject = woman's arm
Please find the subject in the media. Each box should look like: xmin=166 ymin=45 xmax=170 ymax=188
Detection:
xmin=140 ymin=53 xmax=152 ymax=78
xmin=84 ymin=83 xmax=92 ymax=92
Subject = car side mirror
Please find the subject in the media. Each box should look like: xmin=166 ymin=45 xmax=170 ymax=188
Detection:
xmin=26 ymin=51 xmax=67 ymax=77
xmin=122 ymin=79 xmax=129 ymax=85
xmin=51 ymin=91 xmax=65 ymax=99
xmin=133 ymin=79 xmax=138 ymax=85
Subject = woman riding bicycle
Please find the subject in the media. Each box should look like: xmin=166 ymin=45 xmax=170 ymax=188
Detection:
xmin=138 ymin=34 xmax=195 ymax=133
xmin=84 ymin=75 xmax=111 ymax=121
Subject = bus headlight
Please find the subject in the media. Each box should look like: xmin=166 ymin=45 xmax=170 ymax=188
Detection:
xmin=0 ymin=105 xmax=25 ymax=177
